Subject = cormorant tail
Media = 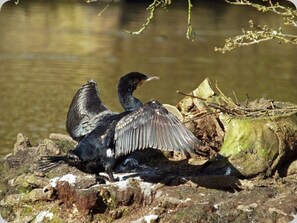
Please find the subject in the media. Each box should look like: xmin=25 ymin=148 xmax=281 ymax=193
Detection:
xmin=36 ymin=156 xmax=68 ymax=173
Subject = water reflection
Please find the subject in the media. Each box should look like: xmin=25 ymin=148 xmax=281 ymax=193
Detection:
xmin=0 ymin=0 xmax=296 ymax=156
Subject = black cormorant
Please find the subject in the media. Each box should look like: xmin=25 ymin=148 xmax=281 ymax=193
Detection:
xmin=65 ymin=73 xmax=159 ymax=142
xmin=38 ymin=72 xmax=202 ymax=182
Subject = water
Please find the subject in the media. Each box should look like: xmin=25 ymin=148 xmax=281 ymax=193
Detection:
xmin=0 ymin=0 xmax=296 ymax=156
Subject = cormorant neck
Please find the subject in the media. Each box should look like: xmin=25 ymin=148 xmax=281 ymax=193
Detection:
xmin=118 ymin=86 xmax=143 ymax=111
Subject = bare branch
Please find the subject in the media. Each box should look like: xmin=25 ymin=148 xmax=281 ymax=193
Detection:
xmin=216 ymin=0 xmax=297 ymax=52
xmin=98 ymin=1 xmax=112 ymax=16
xmin=186 ymin=0 xmax=195 ymax=41
xmin=85 ymin=0 xmax=98 ymax=3
xmin=125 ymin=0 xmax=164 ymax=35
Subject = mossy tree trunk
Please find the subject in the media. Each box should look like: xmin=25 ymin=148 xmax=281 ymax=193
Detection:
xmin=176 ymin=78 xmax=297 ymax=177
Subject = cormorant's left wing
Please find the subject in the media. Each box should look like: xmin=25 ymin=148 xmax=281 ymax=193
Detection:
xmin=114 ymin=100 xmax=201 ymax=158
xmin=66 ymin=80 xmax=114 ymax=141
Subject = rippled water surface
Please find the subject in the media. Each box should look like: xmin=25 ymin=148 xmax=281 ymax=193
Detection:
xmin=0 ymin=0 xmax=296 ymax=156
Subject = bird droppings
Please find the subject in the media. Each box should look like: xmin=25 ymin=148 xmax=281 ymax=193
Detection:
xmin=184 ymin=198 xmax=192 ymax=202
xmin=113 ymin=180 xmax=129 ymax=191
xmin=104 ymin=172 xmax=137 ymax=183
xmin=108 ymin=173 xmax=154 ymax=197
xmin=132 ymin=214 xmax=159 ymax=223
xmin=144 ymin=214 xmax=159 ymax=222
xmin=49 ymin=177 xmax=60 ymax=188
xmin=49 ymin=173 xmax=77 ymax=188
xmin=139 ymin=182 xmax=155 ymax=204
xmin=0 ymin=215 xmax=7 ymax=223
xmin=34 ymin=211 xmax=53 ymax=223
xmin=289 ymin=214 xmax=297 ymax=223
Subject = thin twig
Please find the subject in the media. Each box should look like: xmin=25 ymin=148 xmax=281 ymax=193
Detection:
xmin=176 ymin=90 xmax=207 ymax=101
xmin=186 ymin=0 xmax=195 ymax=41
xmin=244 ymin=93 xmax=249 ymax=108
xmin=182 ymin=111 xmax=220 ymax=124
xmin=232 ymin=90 xmax=239 ymax=105
xmin=125 ymin=0 xmax=162 ymax=35
xmin=85 ymin=0 xmax=98 ymax=3
xmin=215 ymin=81 xmax=237 ymax=107
xmin=98 ymin=0 xmax=113 ymax=16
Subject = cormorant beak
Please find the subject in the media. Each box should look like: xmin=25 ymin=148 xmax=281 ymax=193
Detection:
xmin=145 ymin=76 xmax=160 ymax=82
xmin=139 ymin=76 xmax=160 ymax=87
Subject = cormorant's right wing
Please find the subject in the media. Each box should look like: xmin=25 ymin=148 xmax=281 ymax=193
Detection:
xmin=66 ymin=80 xmax=114 ymax=141
xmin=113 ymin=100 xmax=201 ymax=158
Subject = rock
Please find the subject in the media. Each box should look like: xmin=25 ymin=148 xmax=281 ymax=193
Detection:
xmin=49 ymin=133 xmax=74 ymax=142
xmin=51 ymin=134 xmax=77 ymax=154
xmin=43 ymin=139 xmax=61 ymax=155
xmin=13 ymin=133 xmax=31 ymax=154
xmin=22 ymin=188 xmax=50 ymax=202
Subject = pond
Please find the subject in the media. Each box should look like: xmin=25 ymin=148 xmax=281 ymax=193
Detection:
xmin=0 ymin=0 xmax=296 ymax=156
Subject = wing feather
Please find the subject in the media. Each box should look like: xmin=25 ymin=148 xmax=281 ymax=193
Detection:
xmin=114 ymin=100 xmax=201 ymax=158
xmin=66 ymin=80 xmax=115 ymax=141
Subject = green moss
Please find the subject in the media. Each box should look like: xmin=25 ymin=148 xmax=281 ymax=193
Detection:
xmin=42 ymin=204 xmax=61 ymax=223
xmin=172 ymin=206 xmax=212 ymax=222
xmin=118 ymin=206 xmax=129 ymax=217
xmin=0 ymin=205 xmax=14 ymax=221
xmin=218 ymin=113 xmax=297 ymax=177
xmin=56 ymin=140 xmax=76 ymax=153
xmin=99 ymin=188 xmax=117 ymax=210
xmin=45 ymin=171 xmax=58 ymax=179
xmin=93 ymin=214 xmax=114 ymax=223
xmin=0 ymin=161 xmax=15 ymax=180
xmin=47 ymin=214 xmax=61 ymax=223
xmin=17 ymin=186 xmax=32 ymax=194
xmin=21 ymin=206 xmax=33 ymax=215
xmin=0 ymin=181 xmax=8 ymax=200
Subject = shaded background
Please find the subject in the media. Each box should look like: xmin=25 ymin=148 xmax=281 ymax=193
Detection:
xmin=0 ymin=0 xmax=296 ymax=156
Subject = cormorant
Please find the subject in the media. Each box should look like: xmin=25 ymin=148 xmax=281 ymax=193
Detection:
xmin=38 ymin=72 xmax=202 ymax=182
xmin=65 ymin=72 xmax=158 ymax=142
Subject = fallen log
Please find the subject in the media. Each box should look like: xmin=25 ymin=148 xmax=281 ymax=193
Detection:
xmin=177 ymin=78 xmax=297 ymax=177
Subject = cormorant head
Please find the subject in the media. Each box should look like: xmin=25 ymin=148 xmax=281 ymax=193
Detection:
xmin=118 ymin=72 xmax=159 ymax=111
xmin=119 ymin=72 xmax=159 ymax=93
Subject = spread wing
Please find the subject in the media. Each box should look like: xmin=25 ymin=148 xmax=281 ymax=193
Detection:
xmin=66 ymin=80 xmax=114 ymax=141
xmin=114 ymin=100 xmax=201 ymax=158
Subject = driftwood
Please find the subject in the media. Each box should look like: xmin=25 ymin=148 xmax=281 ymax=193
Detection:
xmin=176 ymin=78 xmax=297 ymax=177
